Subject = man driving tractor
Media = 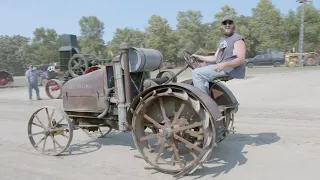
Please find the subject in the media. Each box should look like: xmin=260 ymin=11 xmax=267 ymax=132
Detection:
xmin=191 ymin=16 xmax=246 ymax=94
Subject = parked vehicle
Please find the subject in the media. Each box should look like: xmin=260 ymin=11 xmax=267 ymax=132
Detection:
xmin=285 ymin=52 xmax=319 ymax=67
xmin=35 ymin=63 xmax=60 ymax=86
xmin=245 ymin=49 xmax=285 ymax=68
xmin=0 ymin=70 xmax=14 ymax=87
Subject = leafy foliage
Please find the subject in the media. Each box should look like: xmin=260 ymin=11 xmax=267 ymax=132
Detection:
xmin=106 ymin=27 xmax=146 ymax=57
xmin=1 ymin=1 xmax=320 ymax=75
xmin=145 ymin=15 xmax=178 ymax=62
xmin=78 ymin=16 xmax=106 ymax=56
xmin=0 ymin=35 xmax=29 ymax=75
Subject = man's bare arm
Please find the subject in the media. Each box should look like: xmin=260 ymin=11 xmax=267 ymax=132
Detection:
xmin=195 ymin=55 xmax=216 ymax=63
xmin=223 ymin=40 xmax=246 ymax=68
xmin=192 ymin=49 xmax=219 ymax=63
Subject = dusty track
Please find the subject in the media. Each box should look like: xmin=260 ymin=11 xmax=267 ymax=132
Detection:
xmin=0 ymin=67 xmax=319 ymax=180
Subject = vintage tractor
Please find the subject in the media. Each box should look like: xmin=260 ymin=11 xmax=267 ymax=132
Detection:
xmin=27 ymin=43 xmax=239 ymax=178
xmin=285 ymin=51 xmax=319 ymax=67
xmin=0 ymin=70 xmax=14 ymax=87
xmin=44 ymin=34 xmax=109 ymax=99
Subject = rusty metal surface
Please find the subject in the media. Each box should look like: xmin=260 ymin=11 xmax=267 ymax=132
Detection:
xmin=45 ymin=79 xmax=63 ymax=99
xmin=128 ymin=83 xmax=222 ymax=127
xmin=62 ymin=66 xmax=109 ymax=112
xmin=0 ymin=70 xmax=14 ymax=82
xmin=129 ymin=83 xmax=222 ymax=177
xmin=62 ymin=67 xmax=106 ymax=97
xmin=27 ymin=106 xmax=73 ymax=156
xmin=180 ymin=78 xmax=239 ymax=109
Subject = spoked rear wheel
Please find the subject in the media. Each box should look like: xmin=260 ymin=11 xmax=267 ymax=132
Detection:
xmin=27 ymin=106 xmax=73 ymax=156
xmin=132 ymin=86 xmax=216 ymax=176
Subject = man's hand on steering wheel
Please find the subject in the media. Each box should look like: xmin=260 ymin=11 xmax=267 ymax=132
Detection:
xmin=189 ymin=54 xmax=198 ymax=64
xmin=191 ymin=54 xmax=200 ymax=59
xmin=191 ymin=54 xmax=207 ymax=68
xmin=182 ymin=50 xmax=208 ymax=69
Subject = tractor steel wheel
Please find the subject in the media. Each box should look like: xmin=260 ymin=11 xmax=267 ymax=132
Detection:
xmin=304 ymin=54 xmax=319 ymax=66
xmin=287 ymin=61 xmax=296 ymax=67
xmin=0 ymin=78 xmax=8 ymax=86
xmin=307 ymin=57 xmax=315 ymax=65
xmin=246 ymin=63 xmax=254 ymax=68
xmin=45 ymin=79 xmax=63 ymax=99
xmin=27 ymin=106 xmax=73 ymax=156
xmin=132 ymin=86 xmax=216 ymax=176
xmin=0 ymin=71 xmax=12 ymax=87
xmin=286 ymin=56 xmax=298 ymax=67
xmin=273 ymin=61 xmax=281 ymax=67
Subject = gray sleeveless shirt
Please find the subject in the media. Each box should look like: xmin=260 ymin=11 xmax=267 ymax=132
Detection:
xmin=216 ymin=33 xmax=246 ymax=79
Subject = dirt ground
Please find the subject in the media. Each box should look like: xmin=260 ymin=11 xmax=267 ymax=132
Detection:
xmin=0 ymin=66 xmax=320 ymax=180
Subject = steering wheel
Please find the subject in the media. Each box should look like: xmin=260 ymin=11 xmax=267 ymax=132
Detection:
xmin=182 ymin=50 xmax=202 ymax=69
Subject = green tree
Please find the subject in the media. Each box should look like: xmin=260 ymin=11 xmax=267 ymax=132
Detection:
xmin=0 ymin=35 xmax=29 ymax=75
xmin=23 ymin=27 xmax=60 ymax=65
xmin=78 ymin=16 xmax=105 ymax=55
xmin=145 ymin=15 xmax=178 ymax=62
xmin=32 ymin=27 xmax=58 ymax=44
xmin=249 ymin=0 xmax=285 ymax=53
xmin=214 ymin=4 xmax=238 ymax=20
xmin=235 ymin=15 xmax=256 ymax=57
xmin=176 ymin=10 xmax=206 ymax=53
xmin=282 ymin=10 xmax=299 ymax=52
xmin=106 ymin=27 xmax=146 ymax=57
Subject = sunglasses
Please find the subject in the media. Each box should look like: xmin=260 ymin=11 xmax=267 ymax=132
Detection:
xmin=222 ymin=21 xmax=234 ymax=25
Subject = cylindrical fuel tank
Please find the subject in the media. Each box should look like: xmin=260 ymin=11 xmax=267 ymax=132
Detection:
xmin=121 ymin=47 xmax=163 ymax=72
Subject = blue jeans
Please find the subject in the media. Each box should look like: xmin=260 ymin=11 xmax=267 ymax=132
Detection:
xmin=29 ymin=83 xmax=40 ymax=99
xmin=192 ymin=65 xmax=227 ymax=94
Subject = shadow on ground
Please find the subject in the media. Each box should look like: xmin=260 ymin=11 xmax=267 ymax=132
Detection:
xmin=62 ymin=130 xmax=281 ymax=180
xmin=61 ymin=129 xmax=136 ymax=156
xmin=188 ymin=132 xmax=281 ymax=179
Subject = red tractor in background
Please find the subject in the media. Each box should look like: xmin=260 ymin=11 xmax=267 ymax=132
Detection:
xmin=0 ymin=70 xmax=14 ymax=87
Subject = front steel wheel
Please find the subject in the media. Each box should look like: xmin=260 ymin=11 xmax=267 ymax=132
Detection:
xmin=132 ymin=86 xmax=216 ymax=175
xmin=27 ymin=106 xmax=73 ymax=156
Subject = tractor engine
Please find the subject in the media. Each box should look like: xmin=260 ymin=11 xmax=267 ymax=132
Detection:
xmin=61 ymin=46 xmax=163 ymax=132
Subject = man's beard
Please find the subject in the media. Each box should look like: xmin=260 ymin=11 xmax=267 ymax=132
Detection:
xmin=221 ymin=27 xmax=235 ymax=37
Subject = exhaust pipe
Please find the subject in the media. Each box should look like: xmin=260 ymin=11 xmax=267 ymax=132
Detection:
xmin=112 ymin=55 xmax=127 ymax=131
xmin=112 ymin=43 xmax=132 ymax=131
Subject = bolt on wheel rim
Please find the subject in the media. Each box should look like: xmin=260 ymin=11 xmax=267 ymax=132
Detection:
xmin=308 ymin=57 xmax=315 ymax=65
xmin=27 ymin=106 xmax=73 ymax=156
xmin=132 ymin=87 xmax=215 ymax=173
